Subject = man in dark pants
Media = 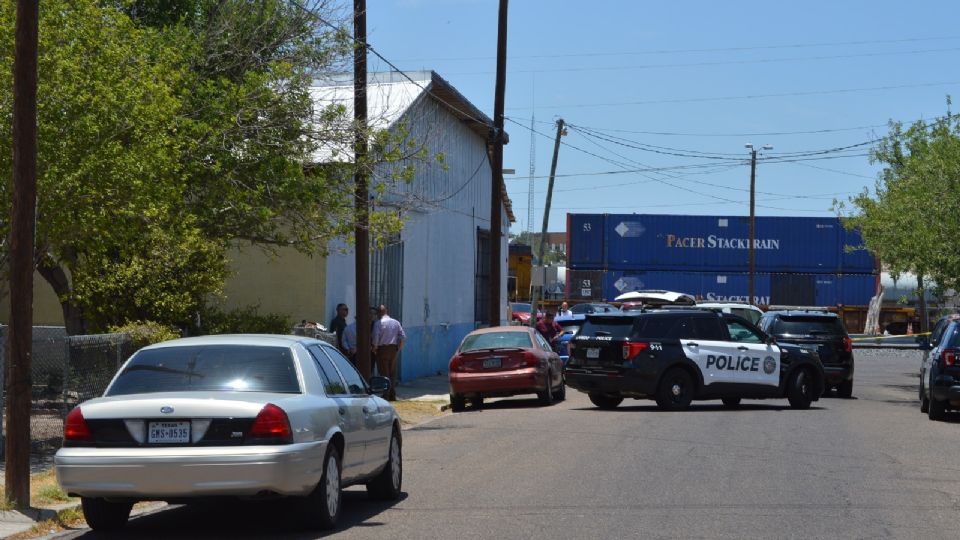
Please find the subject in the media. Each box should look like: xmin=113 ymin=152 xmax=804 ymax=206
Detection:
xmin=372 ymin=304 xmax=405 ymax=401
xmin=329 ymin=303 xmax=348 ymax=354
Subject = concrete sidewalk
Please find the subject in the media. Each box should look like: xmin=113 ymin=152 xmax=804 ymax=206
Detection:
xmin=395 ymin=374 xmax=450 ymax=403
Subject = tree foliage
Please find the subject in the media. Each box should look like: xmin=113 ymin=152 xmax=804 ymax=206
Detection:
xmin=2 ymin=1 xmax=421 ymax=333
xmin=839 ymin=103 xmax=960 ymax=291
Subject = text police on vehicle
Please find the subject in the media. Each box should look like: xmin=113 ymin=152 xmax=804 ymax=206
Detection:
xmin=564 ymin=310 xmax=824 ymax=411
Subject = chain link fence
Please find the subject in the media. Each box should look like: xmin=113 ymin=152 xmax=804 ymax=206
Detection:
xmin=0 ymin=326 xmax=134 ymax=460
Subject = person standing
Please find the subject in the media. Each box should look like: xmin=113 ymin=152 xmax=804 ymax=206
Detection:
xmin=342 ymin=317 xmax=358 ymax=366
xmin=372 ymin=304 xmax=405 ymax=401
xmin=558 ymin=301 xmax=573 ymax=317
xmin=329 ymin=303 xmax=348 ymax=354
xmin=536 ymin=312 xmax=564 ymax=350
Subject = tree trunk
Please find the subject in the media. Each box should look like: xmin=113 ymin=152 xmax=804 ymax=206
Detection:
xmin=36 ymin=254 xmax=85 ymax=335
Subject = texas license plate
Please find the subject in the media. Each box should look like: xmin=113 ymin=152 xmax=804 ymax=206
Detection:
xmin=482 ymin=357 xmax=502 ymax=368
xmin=148 ymin=421 xmax=190 ymax=444
xmin=587 ymin=348 xmax=600 ymax=359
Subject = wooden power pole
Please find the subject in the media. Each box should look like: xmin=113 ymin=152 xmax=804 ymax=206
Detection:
xmin=5 ymin=0 xmax=39 ymax=509
xmin=488 ymin=0 xmax=509 ymax=327
xmin=530 ymin=119 xmax=564 ymax=325
xmin=353 ymin=0 xmax=371 ymax=380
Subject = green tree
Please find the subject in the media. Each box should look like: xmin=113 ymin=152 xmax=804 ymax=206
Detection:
xmin=2 ymin=1 xmax=420 ymax=333
xmin=839 ymin=104 xmax=960 ymax=291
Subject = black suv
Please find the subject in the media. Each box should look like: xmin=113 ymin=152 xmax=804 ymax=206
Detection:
xmin=920 ymin=315 xmax=960 ymax=420
xmin=564 ymin=310 xmax=824 ymax=411
xmin=758 ymin=310 xmax=854 ymax=398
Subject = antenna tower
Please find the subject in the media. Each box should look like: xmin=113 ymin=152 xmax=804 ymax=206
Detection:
xmin=526 ymin=112 xmax=536 ymax=237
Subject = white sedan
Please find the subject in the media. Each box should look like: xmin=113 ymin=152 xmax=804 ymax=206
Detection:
xmin=55 ymin=334 xmax=402 ymax=531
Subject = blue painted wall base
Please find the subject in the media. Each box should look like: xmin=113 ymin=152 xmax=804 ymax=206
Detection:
xmin=397 ymin=322 xmax=473 ymax=383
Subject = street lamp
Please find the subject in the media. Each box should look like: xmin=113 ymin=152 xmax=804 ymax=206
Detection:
xmin=744 ymin=143 xmax=773 ymax=307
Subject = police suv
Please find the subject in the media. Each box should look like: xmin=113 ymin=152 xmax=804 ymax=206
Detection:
xmin=564 ymin=310 xmax=825 ymax=410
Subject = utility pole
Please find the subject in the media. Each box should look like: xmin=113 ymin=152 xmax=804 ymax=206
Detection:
xmin=744 ymin=143 xmax=771 ymax=307
xmin=6 ymin=0 xmax=39 ymax=509
xmin=488 ymin=0 xmax=508 ymax=327
xmin=353 ymin=0 xmax=371 ymax=380
xmin=530 ymin=119 xmax=565 ymax=325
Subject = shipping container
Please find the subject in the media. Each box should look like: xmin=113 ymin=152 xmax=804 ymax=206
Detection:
xmin=600 ymin=270 xmax=878 ymax=307
xmin=567 ymin=214 xmax=876 ymax=274
xmin=566 ymin=269 xmax=606 ymax=301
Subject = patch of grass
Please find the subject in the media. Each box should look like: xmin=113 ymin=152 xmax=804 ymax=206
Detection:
xmin=392 ymin=399 xmax=448 ymax=426
xmin=0 ymin=469 xmax=78 ymax=510
xmin=6 ymin=507 xmax=86 ymax=540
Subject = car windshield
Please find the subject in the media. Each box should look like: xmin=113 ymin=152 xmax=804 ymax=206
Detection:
xmin=461 ymin=331 xmax=532 ymax=352
xmin=773 ymin=316 xmax=845 ymax=336
xmin=106 ymin=345 xmax=301 ymax=396
xmin=511 ymin=303 xmax=531 ymax=313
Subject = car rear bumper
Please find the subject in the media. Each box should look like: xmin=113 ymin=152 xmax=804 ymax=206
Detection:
xmin=449 ymin=368 xmax=546 ymax=396
xmin=564 ymin=369 xmax=655 ymax=396
xmin=822 ymin=364 xmax=854 ymax=385
xmin=55 ymin=441 xmax=327 ymax=499
xmin=930 ymin=378 xmax=960 ymax=403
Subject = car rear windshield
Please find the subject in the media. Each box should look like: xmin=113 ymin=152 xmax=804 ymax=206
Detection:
xmin=580 ymin=317 xmax=636 ymax=339
xmin=461 ymin=332 xmax=532 ymax=352
xmin=773 ymin=316 xmax=845 ymax=336
xmin=511 ymin=303 xmax=531 ymax=313
xmin=106 ymin=345 xmax=301 ymax=396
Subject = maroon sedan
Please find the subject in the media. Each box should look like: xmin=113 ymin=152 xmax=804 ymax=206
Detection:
xmin=448 ymin=326 xmax=564 ymax=411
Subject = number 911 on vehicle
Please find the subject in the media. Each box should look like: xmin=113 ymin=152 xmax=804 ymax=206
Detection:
xmin=563 ymin=310 xmax=825 ymax=411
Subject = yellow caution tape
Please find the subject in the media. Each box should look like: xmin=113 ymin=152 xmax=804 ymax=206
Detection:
xmin=850 ymin=332 xmax=931 ymax=342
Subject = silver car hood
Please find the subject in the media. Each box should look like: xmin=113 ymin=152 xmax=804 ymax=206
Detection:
xmin=78 ymin=392 xmax=302 ymax=419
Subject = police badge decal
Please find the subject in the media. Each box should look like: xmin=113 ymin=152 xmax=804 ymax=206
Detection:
xmin=763 ymin=357 xmax=777 ymax=374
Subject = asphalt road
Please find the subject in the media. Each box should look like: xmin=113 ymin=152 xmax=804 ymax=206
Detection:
xmin=56 ymin=349 xmax=960 ymax=540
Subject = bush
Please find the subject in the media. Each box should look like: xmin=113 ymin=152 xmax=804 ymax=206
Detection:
xmin=195 ymin=305 xmax=291 ymax=335
xmin=108 ymin=320 xmax=181 ymax=349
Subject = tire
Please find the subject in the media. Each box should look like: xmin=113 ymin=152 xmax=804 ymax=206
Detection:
xmin=721 ymin=397 xmax=741 ymax=408
xmin=655 ymin=368 xmax=695 ymax=411
xmin=367 ymin=429 xmax=402 ymax=500
xmin=555 ymin=376 xmax=566 ymax=402
xmin=301 ymin=445 xmax=342 ymax=530
xmin=928 ymin=395 xmax=947 ymax=421
xmin=471 ymin=396 xmax=484 ymax=409
xmin=588 ymin=392 xmax=623 ymax=410
xmin=80 ymin=497 xmax=132 ymax=532
xmin=837 ymin=379 xmax=853 ymax=399
xmin=787 ymin=369 xmax=816 ymax=410
xmin=537 ymin=373 xmax=554 ymax=405
xmin=450 ymin=393 xmax=466 ymax=412
xmin=920 ymin=380 xmax=930 ymax=413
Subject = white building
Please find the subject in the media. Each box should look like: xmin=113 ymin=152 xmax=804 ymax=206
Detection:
xmin=315 ymin=71 xmax=514 ymax=381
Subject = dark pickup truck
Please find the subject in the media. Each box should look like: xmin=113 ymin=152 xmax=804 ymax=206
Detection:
xmin=564 ymin=310 xmax=825 ymax=411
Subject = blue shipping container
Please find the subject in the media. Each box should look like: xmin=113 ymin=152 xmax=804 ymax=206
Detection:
xmin=567 ymin=214 xmax=605 ymax=267
xmin=601 ymin=270 xmax=877 ymax=306
xmin=568 ymin=214 xmax=876 ymax=274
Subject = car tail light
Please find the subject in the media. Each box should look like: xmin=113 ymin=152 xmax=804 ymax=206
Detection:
xmin=449 ymin=355 xmax=462 ymax=372
xmin=842 ymin=336 xmax=853 ymax=353
xmin=943 ymin=348 xmax=958 ymax=366
xmin=623 ymin=341 xmax=650 ymax=360
xmin=523 ymin=351 xmax=538 ymax=367
xmin=64 ymin=407 xmax=93 ymax=442
xmin=248 ymin=404 xmax=293 ymax=443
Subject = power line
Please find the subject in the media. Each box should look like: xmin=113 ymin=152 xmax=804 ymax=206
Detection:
xmin=506 ymin=80 xmax=960 ymax=110
xmin=394 ymin=35 xmax=960 ymax=62
xmin=445 ymin=47 xmax=960 ymax=76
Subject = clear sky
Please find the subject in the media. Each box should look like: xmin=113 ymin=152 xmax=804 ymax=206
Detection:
xmin=366 ymin=0 xmax=959 ymax=232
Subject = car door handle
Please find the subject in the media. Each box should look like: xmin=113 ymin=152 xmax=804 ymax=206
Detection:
xmin=738 ymin=346 xmax=750 ymax=351
xmin=686 ymin=342 xmax=699 ymax=347
xmin=362 ymin=406 xmax=374 ymax=414
xmin=338 ymin=407 xmax=346 ymax=416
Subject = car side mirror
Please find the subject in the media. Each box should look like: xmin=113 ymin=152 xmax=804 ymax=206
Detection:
xmin=766 ymin=335 xmax=777 ymax=346
xmin=369 ymin=376 xmax=391 ymax=397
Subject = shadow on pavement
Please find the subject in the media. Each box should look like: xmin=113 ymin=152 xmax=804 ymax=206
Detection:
xmin=64 ymin=490 xmax=407 ymax=539
xmin=570 ymin=403 xmax=827 ymax=413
